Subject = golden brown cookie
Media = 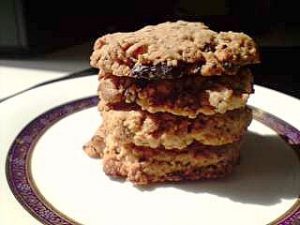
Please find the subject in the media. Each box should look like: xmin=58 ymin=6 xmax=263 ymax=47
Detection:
xmin=90 ymin=21 xmax=259 ymax=79
xmin=99 ymin=68 xmax=253 ymax=118
xmin=84 ymin=132 xmax=241 ymax=185
xmin=98 ymin=104 xmax=252 ymax=149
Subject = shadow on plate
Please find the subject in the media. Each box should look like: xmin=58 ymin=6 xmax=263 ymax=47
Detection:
xmin=137 ymin=131 xmax=300 ymax=206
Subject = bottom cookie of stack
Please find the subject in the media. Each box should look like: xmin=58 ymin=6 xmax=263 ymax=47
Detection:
xmin=84 ymin=129 xmax=241 ymax=185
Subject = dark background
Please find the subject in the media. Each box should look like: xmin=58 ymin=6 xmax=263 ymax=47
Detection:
xmin=1 ymin=0 xmax=299 ymax=98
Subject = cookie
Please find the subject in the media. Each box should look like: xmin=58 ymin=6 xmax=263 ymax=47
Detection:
xmin=99 ymin=105 xmax=252 ymax=149
xmin=90 ymin=21 xmax=259 ymax=79
xmin=84 ymin=132 xmax=241 ymax=185
xmin=99 ymin=68 xmax=253 ymax=118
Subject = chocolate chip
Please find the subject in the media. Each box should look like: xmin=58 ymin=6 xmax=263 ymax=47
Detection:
xmin=131 ymin=62 xmax=203 ymax=80
xmin=135 ymin=78 xmax=149 ymax=88
xmin=132 ymin=63 xmax=183 ymax=80
xmin=221 ymin=44 xmax=227 ymax=49
xmin=203 ymin=43 xmax=216 ymax=52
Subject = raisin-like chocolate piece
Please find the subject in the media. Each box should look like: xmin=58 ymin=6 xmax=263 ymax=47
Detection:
xmin=131 ymin=62 xmax=204 ymax=80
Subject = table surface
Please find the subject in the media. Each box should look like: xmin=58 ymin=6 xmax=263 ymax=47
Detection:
xmin=0 ymin=43 xmax=91 ymax=100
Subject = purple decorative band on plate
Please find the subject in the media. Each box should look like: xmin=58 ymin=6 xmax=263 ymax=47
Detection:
xmin=6 ymin=96 xmax=98 ymax=225
xmin=5 ymin=97 xmax=300 ymax=225
xmin=252 ymin=107 xmax=300 ymax=148
xmin=251 ymin=106 xmax=300 ymax=225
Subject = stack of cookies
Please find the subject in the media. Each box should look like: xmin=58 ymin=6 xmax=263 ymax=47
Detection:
xmin=84 ymin=21 xmax=259 ymax=185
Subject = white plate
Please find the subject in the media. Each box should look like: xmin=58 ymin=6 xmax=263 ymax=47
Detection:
xmin=1 ymin=76 xmax=299 ymax=225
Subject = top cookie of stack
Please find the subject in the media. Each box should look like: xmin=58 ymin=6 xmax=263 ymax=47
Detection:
xmin=91 ymin=20 xmax=259 ymax=79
